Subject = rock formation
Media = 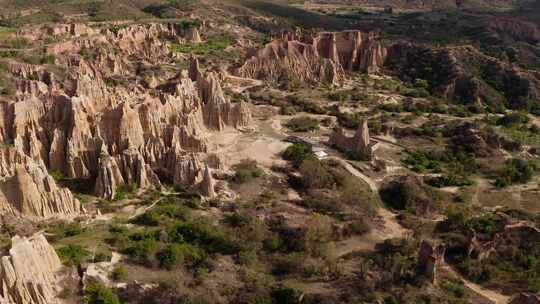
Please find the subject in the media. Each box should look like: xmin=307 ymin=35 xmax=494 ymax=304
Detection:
xmin=188 ymin=27 xmax=203 ymax=43
xmin=0 ymin=147 xmax=83 ymax=219
xmin=385 ymin=42 xmax=540 ymax=110
xmin=329 ymin=120 xmax=375 ymax=160
xmin=314 ymin=31 xmax=387 ymax=73
xmin=237 ymin=30 xmax=386 ymax=86
xmin=0 ymin=234 xmax=66 ymax=304
xmin=418 ymin=240 xmax=445 ymax=284
xmin=200 ymin=164 xmax=216 ymax=197
xmin=0 ymin=23 xmax=252 ymax=203
xmin=510 ymin=293 xmax=540 ymax=304
xmin=485 ymin=16 xmax=540 ymax=44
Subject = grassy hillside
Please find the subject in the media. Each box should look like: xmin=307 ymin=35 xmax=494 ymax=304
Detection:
xmin=0 ymin=0 xmax=353 ymax=31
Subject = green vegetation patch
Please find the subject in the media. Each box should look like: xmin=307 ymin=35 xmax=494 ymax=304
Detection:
xmin=494 ymin=158 xmax=537 ymax=188
xmin=170 ymin=35 xmax=235 ymax=56
xmin=285 ymin=116 xmax=320 ymax=132
xmin=84 ymin=281 xmax=120 ymax=304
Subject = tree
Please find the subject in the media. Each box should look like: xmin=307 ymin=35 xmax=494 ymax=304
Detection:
xmin=84 ymin=281 xmax=120 ymax=304
xmin=299 ymin=158 xmax=335 ymax=189
xmin=87 ymin=1 xmax=100 ymax=17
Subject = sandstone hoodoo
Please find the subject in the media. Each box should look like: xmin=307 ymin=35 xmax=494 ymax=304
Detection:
xmin=0 ymin=234 xmax=67 ymax=304
xmin=329 ymin=120 xmax=376 ymax=160
xmin=0 ymin=1 xmax=539 ymax=303
xmin=0 ymin=147 xmax=83 ymax=219
xmin=237 ymin=30 xmax=386 ymax=86
xmin=188 ymin=27 xmax=203 ymax=43
xmin=0 ymin=23 xmax=252 ymax=202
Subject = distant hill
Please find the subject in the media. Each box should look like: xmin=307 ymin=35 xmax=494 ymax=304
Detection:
xmin=306 ymin=0 xmax=520 ymax=11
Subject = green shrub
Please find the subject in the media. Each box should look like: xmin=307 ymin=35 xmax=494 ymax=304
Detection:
xmin=167 ymin=220 xmax=237 ymax=254
xmin=57 ymin=244 xmax=89 ymax=266
xmin=93 ymin=250 xmax=112 ymax=263
xmin=402 ymin=150 xmax=442 ymax=173
xmin=83 ymin=281 xmax=120 ymax=304
xmin=285 ymin=116 xmax=320 ymax=132
xmin=232 ymin=159 xmax=264 ymax=184
xmin=157 ymin=243 xmax=205 ymax=269
xmin=124 ymin=231 xmax=159 ymax=264
xmin=270 ymin=287 xmax=303 ymax=304
xmin=114 ymin=188 xmax=126 ymax=201
xmin=283 ymin=143 xmax=312 ymax=167
xmin=49 ymin=170 xmax=65 ymax=181
xmin=111 ymin=265 xmax=128 ymax=281
xmin=494 ymin=158 xmax=537 ymax=188
xmin=497 ymin=112 xmax=529 ymax=127
xmin=132 ymin=211 xmax=160 ymax=226
xmin=299 ymin=158 xmax=336 ymax=189
xmin=339 ymin=177 xmax=377 ymax=216
xmin=426 ymin=174 xmax=473 ymax=188
xmin=405 ymin=88 xmax=430 ymax=98
xmin=47 ymin=221 xmax=85 ymax=242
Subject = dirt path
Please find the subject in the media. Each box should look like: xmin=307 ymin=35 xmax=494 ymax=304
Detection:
xmin=442 ymin=263 xmax=510 ymax=304
xmin=128 ymin=197 xmax=164 ymax=220
xmin=330 ymin=156 xmax=410 ymax=257
xmin=330 ymin=157 xmax=378 ymax=192
xmin=226 ymin=75 xmax=263 ymax=93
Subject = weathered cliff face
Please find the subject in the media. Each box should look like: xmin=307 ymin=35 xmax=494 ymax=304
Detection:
xmin=313 ymin=31 xmax=387 ymax=73
xmin=485 ymin=16 xmax=540 ymax=44
xmin=0 ymin=234 xmax=66 ymax=304
xmin=385 ymin=42 xmax=540 ymax=111
xmin=0 ymin=147 xmax=83 ymax=219
xmin=0 ymin=23 xmax=251 ymax=202
xmin=237 ymin=30 xmax=386 ymax=86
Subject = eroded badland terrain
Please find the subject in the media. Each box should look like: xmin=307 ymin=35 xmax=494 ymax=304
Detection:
xmin=0 ymin=0 xmax=539 ymax=303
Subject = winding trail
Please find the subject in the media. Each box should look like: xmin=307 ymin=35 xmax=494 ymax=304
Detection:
xmin=330 ymin=157 xmax=509 ymax=304
xmin=128 ymin=197 xmax=164 ymax=220
xmin=329 ymin=156 xmax=410 ymax=256
xmin=442 ymin=263 xmax=510 ymax=304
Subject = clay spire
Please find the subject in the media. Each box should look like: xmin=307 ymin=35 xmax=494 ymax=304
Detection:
xmin=188 ymin=27 xmax=203 ymax=43
xmin=200 ymin=164 xmax=216 ymax=197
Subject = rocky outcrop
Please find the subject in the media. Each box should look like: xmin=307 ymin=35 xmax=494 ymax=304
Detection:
xmin=189 ymin=56 xmax=203 ymax=82
xmin=200 ymin=164 xmax=216 ymax=198
xmin=0 ymin=147 xmax=83 ymax=219
xmin=237 ymin=30 xmax=386 ymax=86
xmin=0 ymin=234 xmax=66 ymax=304
xmin=314 ymin=31 xmax=387 ymax=73
xmin=385 ymin=42 xmax=540 ymax=110
xmin=485 ymin=16 xmax=540 ymax=44
xmin=238 ymin=38 xmax=343 ymax=86
xmin=329 ymin=120 xmax=375 ymax=160
xmin=418 ymin=240 xmax=445 ymax=284
xmin=188 ymin=27 xmax=203 ymax=43
xmin=0 ymin=23 xmax=251 ymax=202
xmin=510 ymin=293 xmax=540 ymax=304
